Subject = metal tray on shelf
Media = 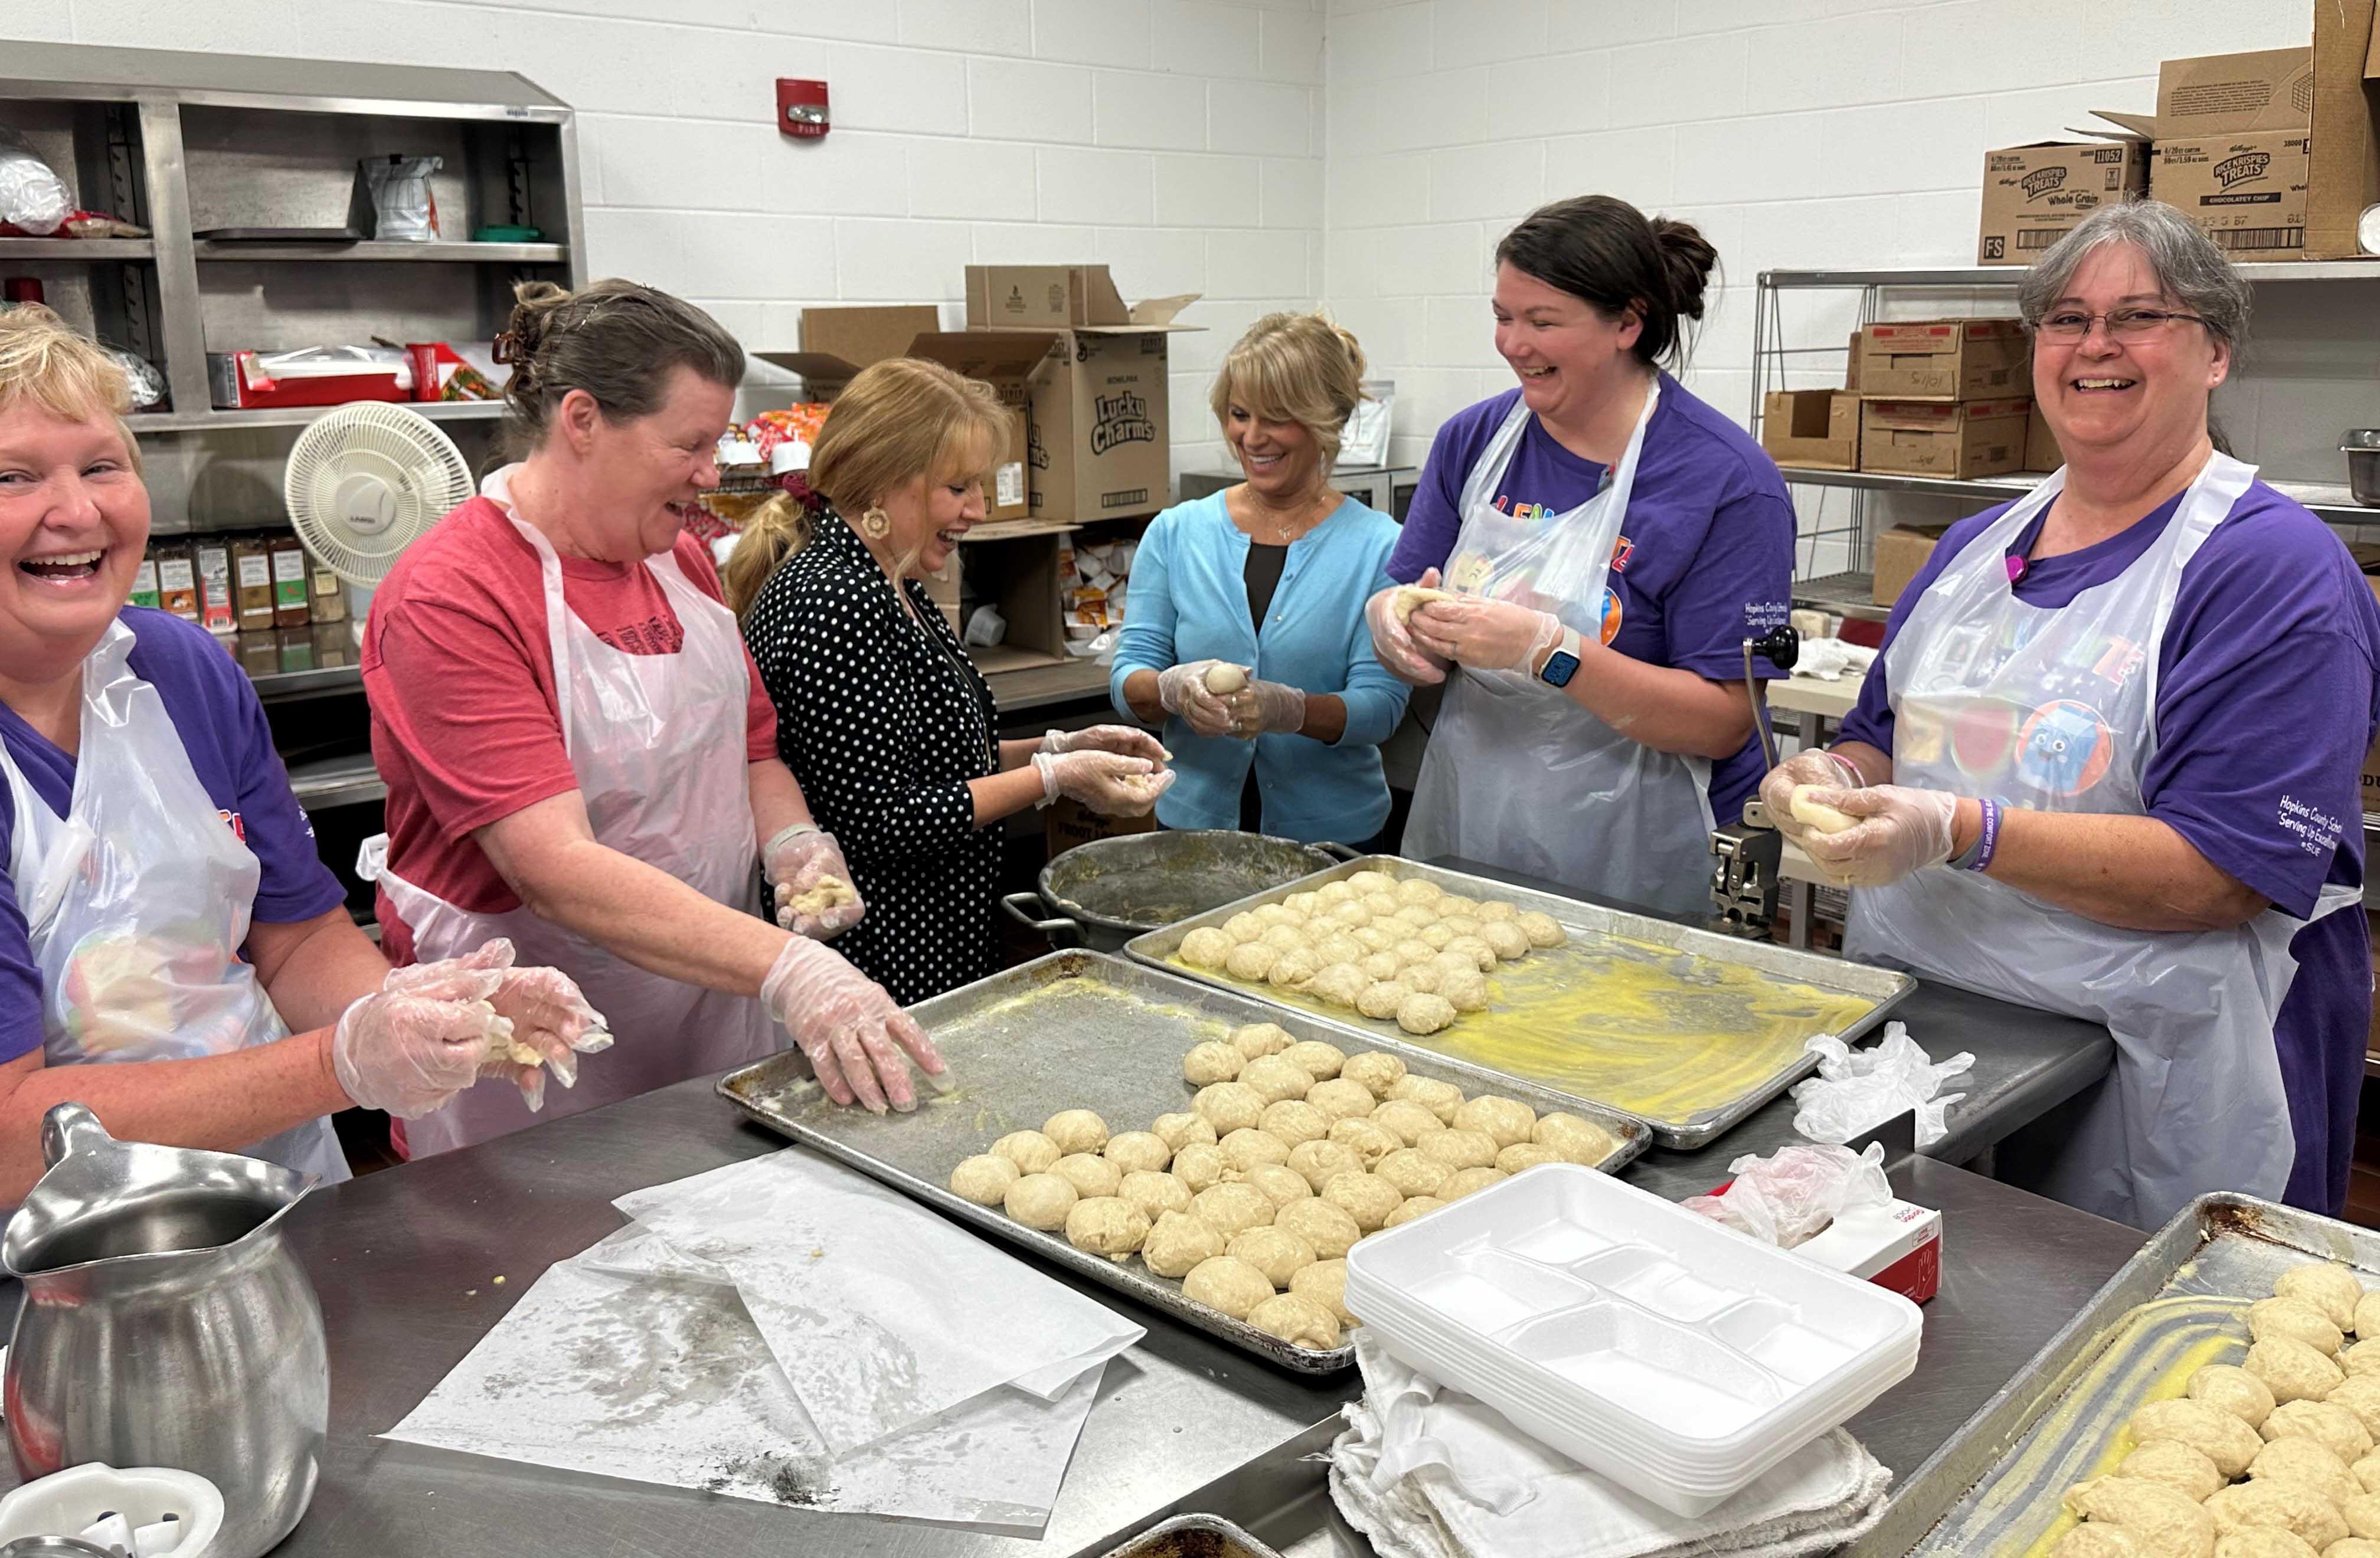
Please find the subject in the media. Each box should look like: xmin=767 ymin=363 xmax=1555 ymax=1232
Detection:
xmin=1125 ymin=856 xmax=1912 ymax=1148
xmin=1095 ymin=1512 xmax=1287 ymax=1558
xmin=716 ymin=950 xmax=1648 ymax=1376
xmin=1851 ymin=1194 xmax=2379 ymax=1556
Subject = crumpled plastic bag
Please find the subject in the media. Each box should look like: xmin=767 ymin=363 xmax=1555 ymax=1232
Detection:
xmin=1683 ymin=1141 xmax=1892 ymax=1250
xmin=1789 ymin=636 xmax=1876 ymax=682
xmin=1790 ymin=1022 xmax=1973 ymax=1148
xmin=0 ymin=133 xmax=72 ymax=235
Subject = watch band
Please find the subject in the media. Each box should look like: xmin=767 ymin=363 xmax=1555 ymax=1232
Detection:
xmin=1537 ymin=627 xmax=1585 ymax=683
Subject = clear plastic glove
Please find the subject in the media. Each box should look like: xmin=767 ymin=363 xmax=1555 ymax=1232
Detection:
xmin=763 ymin=824 xmax=865 ymax=940
xmin=333 ymin=955 xmax=513 ymax=1120
xmin=1364 ymin=568 xmax=1451 ymax=686
xmin=759 ymin=934 xmax=949 ymax=1114
xmin=1156 ymin=660 xmax=1241 ymax=739
xmin=1032 ymin=750 xmax=1175 ymax=816
xmin=1408 ymin=592 xmax=1562 ymax=674
xmin=1683 ymin=1142 xmax=1893 ymax=1250
xmin=1799 ymin=784 xmax=1957 ymax=887
xmin=1758 ymin=748 xmax=1866 ymax=848
xmin=1041 ymin=724 xmax=1169 ymax=762
xmin=1790 ymin=1025 xmax=1974 ymax=1148
xmin=487 ymin=961 xmax=614 ymax=1111
xmin=1233 ymin=677 xmax=1307 ymax=737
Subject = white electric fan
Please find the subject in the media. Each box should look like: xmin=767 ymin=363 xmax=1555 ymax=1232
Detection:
xmin=283 ymin=402 xmax=475 ymax=640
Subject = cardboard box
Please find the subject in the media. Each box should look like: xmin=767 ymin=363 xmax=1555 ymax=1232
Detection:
xmin=1856 ymin=320 xmax=2028 ymax=402
xmin=2026 ymin=402 xmax=2063 ymax=473
xmin=1977 ymin=140 xmax=2151 ymax=264
xmin=1872 ymin=524 xmax=1951 ymax=606
xmin=1760 ymin=390 xmax=1860 ymax=470
xmin=1862 ymin=397 xmax=2032 ymax=479
xmin=962 ymin=530 xmax=1068 ymax=675
xmin=964 ymin=264 xmax=1196 ymax=331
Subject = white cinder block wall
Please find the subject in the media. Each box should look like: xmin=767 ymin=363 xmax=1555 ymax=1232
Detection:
xmin=30 ymin=0 xmax=1328 ymax=479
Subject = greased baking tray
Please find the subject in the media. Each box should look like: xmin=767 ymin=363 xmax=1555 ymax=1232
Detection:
xmin=1849 ymin=1194 xmax=2379 ymax=1556
xmin=1124 ymin=856 xmax=1912 ymax=1148
xmin=1095 ymin=1512 xmax=1286 ymax=1558
xmin=716 ymin=950 xmax=1648 ymax=1375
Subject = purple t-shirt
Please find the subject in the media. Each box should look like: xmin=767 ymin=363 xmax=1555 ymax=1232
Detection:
xmin=0 ymin=608 xmax=345 ymax=1063
xmin=1840 ymin=481 xmax=2380 ymax=1215
xmin=1389 ymin=376 xmax=1796 ymax=824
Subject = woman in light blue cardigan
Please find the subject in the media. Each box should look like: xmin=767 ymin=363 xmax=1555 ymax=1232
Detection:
xmin=1111 ymin=312 xmax=1410 ymax=847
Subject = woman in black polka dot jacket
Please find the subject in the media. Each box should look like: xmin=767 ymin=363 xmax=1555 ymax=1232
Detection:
xmin=730 ymin=359 xmax=1172 ymax=1004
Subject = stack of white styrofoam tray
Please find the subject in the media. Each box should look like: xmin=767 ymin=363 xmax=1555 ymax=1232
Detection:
xmin=1343 ymin=1164 xmax=1923 ymax=1517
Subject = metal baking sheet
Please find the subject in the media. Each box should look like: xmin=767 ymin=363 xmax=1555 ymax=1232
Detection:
xmin=1096 ymin=1512 xmax=1287 ymax=1558
xmin=1124 ymin=856 xmax=1913 ymax=1148
xmin=1851 ymin=1194 xmax=2380 ymax=1557
xmin=716 ymin=950 xmax=1649 ymax=1375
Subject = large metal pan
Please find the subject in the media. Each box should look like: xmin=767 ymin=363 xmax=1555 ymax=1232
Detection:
xmin=1003 ymin=829 xmax=1352 ymax=953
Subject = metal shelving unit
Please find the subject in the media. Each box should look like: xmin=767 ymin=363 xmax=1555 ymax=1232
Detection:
xmin=0 ymin=236 xmax=155 ymax=259
xmin=133 ymin=398 xmax=508 ymax=433
xmin=191 ymin=239 xmax=569 ymax=264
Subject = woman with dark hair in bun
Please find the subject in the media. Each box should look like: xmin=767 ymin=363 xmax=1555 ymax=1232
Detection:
xmin=1368 ymin=195 xmax=1795 ymax=914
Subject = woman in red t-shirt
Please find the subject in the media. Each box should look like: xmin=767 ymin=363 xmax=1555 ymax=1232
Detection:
xmin=362 ymin=280 xmax=944 ymax=1156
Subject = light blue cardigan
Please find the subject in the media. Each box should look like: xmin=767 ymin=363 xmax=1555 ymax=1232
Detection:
xmin=1110 ymin=490 xmax=1410 ymax=845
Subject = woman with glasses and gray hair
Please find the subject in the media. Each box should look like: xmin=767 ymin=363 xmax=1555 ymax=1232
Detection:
xmin=1762 ymin=199 xmax=2380 ymax=1229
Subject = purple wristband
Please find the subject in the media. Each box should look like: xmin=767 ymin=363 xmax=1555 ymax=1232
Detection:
xmin=1963 ymin=798 xmax=2002 ymax=873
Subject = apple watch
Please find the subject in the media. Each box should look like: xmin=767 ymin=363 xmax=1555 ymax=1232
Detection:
xmin=1537 ymin=627 xmax=1585 ymax=689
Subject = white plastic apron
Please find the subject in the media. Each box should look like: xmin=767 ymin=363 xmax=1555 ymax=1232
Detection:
xmin=1404 ymin=388 xmax=1715 ymax=914
xmin=1847 ymin=453 xmax=2359 ymax=1229
xmin=362 ymin=484 xmax=776 ymax=1157
xmin=0 ymin=620 xmax=348 ymax=1183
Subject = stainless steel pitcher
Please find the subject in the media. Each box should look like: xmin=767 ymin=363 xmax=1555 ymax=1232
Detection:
xmin=2 ymin=1104 xmax=327 ymax=1558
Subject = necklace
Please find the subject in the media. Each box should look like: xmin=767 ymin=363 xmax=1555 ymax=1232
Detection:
xmin=1235 ymin=483 xmax=1335 ymax=546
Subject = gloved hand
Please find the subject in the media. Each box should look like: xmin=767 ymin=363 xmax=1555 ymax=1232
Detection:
xmin=1799 ymin=784 xmax=1959 ymax=887
xmin=1408 ymin=591 xmax=1563 ymax=674
xmin=333 ymin=954 xmax=511 ymax=1120
xmin=1156 ymin=660 xmax=1242 ymax=739
xmin=760 ymin=934 xmax=949 ymax=1114
xmin=1234 ymin=678 xmax=1307 ymax=737
xmin=1041 ymin=724 xmax=1169 ymax=762
xmin=1032 ymin=750 xmax=1176 ymax=816
xmin=763 ymin=824 xmax=865 ymax=940
xmin=486 ymin=961 xmax=613 ymax=1111
xmin=1758 ymin=748 xmax=1866 ymax=848
xmin=1365 ymin=568 xmax=1451 ymax=686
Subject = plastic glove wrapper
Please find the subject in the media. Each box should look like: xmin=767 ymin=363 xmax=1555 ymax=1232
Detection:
xmin=1790 ymin=1023 xmax=1971 ymax=1148
xmin=1684 ymin=1142 xmax=1944 ymax=1304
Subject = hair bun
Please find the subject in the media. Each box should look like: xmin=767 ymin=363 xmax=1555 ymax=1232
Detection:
xmin=1648 ymin=218 xmax=1718 ymax=321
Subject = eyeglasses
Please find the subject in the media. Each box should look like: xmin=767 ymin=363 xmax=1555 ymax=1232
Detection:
xmin=2032 ymin=307 xmax=2208 ymax=341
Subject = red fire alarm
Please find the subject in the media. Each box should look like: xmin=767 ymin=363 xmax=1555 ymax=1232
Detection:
xmin=777 ymin=78 xmax=829 ymax=139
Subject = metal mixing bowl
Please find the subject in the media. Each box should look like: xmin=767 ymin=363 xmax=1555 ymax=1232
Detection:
xmin=2345 ymin=430 xmax=2380 ymax=508
xmin=1003 ymin=829 xmax=1351 ymax=952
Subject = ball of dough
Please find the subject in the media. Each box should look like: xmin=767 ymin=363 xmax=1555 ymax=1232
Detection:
xmin=1444 ymin=935 xmax=1498 ymax=972
xmin=1065 ymin=1197 xmax=1150 ymax=1261
xmin=1397 ymin=993 xmax=1457 ymax=1035
xmin=2264 ymin=1398 xmax=2374 ymax=1465
xmin=1004 ymin=1172 xmax=1078 ymax=1230
xmin=1476 ymin=899 xmax=1519 ymax=922
xmin=1358 ymin=951 xmax=1402 ymax=983
xmin=1421 ymin=1130 xmax=1499 ymax=1171
xmin=1118 ymin=1169 xmax=1193 ymax=1222
xmin=992 ymin=1130 xmax=1062 ymax=1175
xmin=1182 ymin=1255 xmax=1274 ymax=1319
xmin=1454 ymin=1095 xmax=1538 ymax=1150
xmin=1536 ymin=1112 xmax=1622 ymax=1166
xmin=2332 ymin=1376 xmax=2380 ymax=1440
xmin=1183 ymin=1041 xmax=1244 ymax=1085
xmin=2357 ymin=1451 xmax=2380 ymax=1494
xmin=1305 ymin=1078 xmax=1377 ymax=1125
xmin=2212 ymin=1531 xmax=2322 ymax=1558
xmin=1259 ymin=1100 xmax=1329 ymax=1148
xmin=2117 ymin=1438 xmax=2227 ymax=1501
xmin=1433 ymin=893 xmax=1478 ymax=915
xmin=1356 ymin=981 xmax=1413 ymax=1020
xmin=2045 ymin=1528 xmax=2141 ymax=1558
xmin=1235 ymin=1162 xmax=1313 ymax=1210
xmin=1191 ymin=1180 xmax=1277 ymax=1237
xmin=1376 ymin=1147 xmax=1455 ymax=1199
xmin=1194 ymin=1081 xmax=1267 ymax=1135
xmin=2254 ymin=1297 xmax=2346 ymax=1356
xmin=1284 ymin=1138 xmax=1365 ymax=1196
xmin=1202 ymin=661 xmax=1249 ymax=696
xmin=1292 ymin=1258 xmax=1355 ymax=1327
xmin=1282 ymin=1039 xmax=1346 ymax=1080
xmin=2251 ymin=1338 xmax=2348 ymax=1405
xmin=1515 ymin=910 xmax=1567 ymax=948
xmin=1391 ymin=938 xmax=1438 ymax=968
xmin=1228 ymin=1226 xmax=1318 ymax=1287
xmin=1439 ymin=1166 xmax=1509 ymax=1200
xmin=1181 ymin=928 xmax=1235 ymax=969
xmin=1479 ymin=921 xmax=1532 ymax=962
xmin=1392 ymin=905 xmax=1440 ymax=930
xmin=2194 ymin=1364 xmax=2280 ymax=1429
xmin=1240 ymin=1055 xmax=1313 ymax=1105
xmin=2356 ymin=1295 xmax=2380 ymax=1342
xmin=1342 ymin=1052 xmax=1408 ymax=1098
xmin=1173 ymin=1143 xmax=1227 ymax=1193
xmin=2131 ymin=1396 xmax=2265 ymax=1477
xmin=1142 ymin=1210 xmax=1227 ymax=1277
xmin=1439 ymin=914 xmax=1483 ymax=938
xmin=1394 ymin=877 xmax=1441 ymax=905
xmin=1440 ymin=970 xmax=1491 ymax=1012
xmin=1401 ymin=960 xmax=1445 ymax=995
xmin=1308 ymin=962 xmax=1369 ymax=1008
xmin=1418 ymin=922 xmax=1459 ymax=951
xmin=2280 ymin=1265 xmax=2366 ymax=1333
xmin=1105 ymin=1131 xmax=1172 ymax=1174
xmin=1153 ymin=1111 xmax=1219 ymax=1151
xmin=1345 ymin=870 xmax=1394 ymax=894
xmin=1231 ymin=1022 xmax=1294 ymax=1059
xmin=950 ymin=1154 xmax=1021 ymax=1206
xmin=1222 ymin=911 xmax=1267 ymax=944
xmin=2206 ymin=1478 xmax=2347 ymax=1550
xmin=1498 ymin=1143 xmax=1564 ymax=1174
xmin=1219 ymin=1128 xmax=1292 ymax=1173
xmin=1384 ymin=1196 xmax=1445 ymax=1228
xmin=1044 ymin=1110 xmax=1109 ymax=1155
xmin=2330 ymin=1539 xmax=2380 ymax=1558
xmin=1390 ymin=1075 xmax=1466 ymax=1125
xmin=1316 ymin=932 xmax=1368 ymax=967
xmin=1248 ymin=1292 xmax=1340 ymax=1350
xmin=1052 ymin=1152 xmax=1122 ymax=1199
xmin=1255 ymin=922 xmax=1306 ymax=953
xmin=2063 ymin=1477 xmax=2215 ymax=1552
xmin=1226 ymin=943 xmax=1280 ymax=982
xmin=1251 ymin=904 xmax=1294 ymax=928
xmin=1352 ymin=925 xmax=1399 ymax=954
xmin=1326 ymin=901 xmax=1372 ymax=929
xmin=2349 ymin=1344 xmax=2380 ymax=1380
xmin=1323 ymin=1170 xmax=1404 ymax=1233
xmin=2250 ymin=1435 xmax=2356 ymax=1505
xmin=1276 ymin=1196 xmax=1363 ymax=1259
xmin=2349 ymin=1494 xmax=2380 ymax=1540
xmin=1328 ymin=1117 xmax=1403 ymax=1168
xmin=1268 ymin=948 xmax=1322 ymax=989
xmin=1316 ymin=881 xmax=1356 ymax=904
xmin=1288 ymin=889 xmax=1328 ymax=917
xmin=1372 ymin=1099 xmax=1447 ymax=1146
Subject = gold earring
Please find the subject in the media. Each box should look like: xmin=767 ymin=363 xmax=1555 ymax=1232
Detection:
xmin=858 ymin=505 xmax=892 ymax=539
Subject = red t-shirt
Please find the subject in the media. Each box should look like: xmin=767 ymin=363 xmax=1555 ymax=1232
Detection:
xmin=363 ymin=495 xmax=776 ymax=961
